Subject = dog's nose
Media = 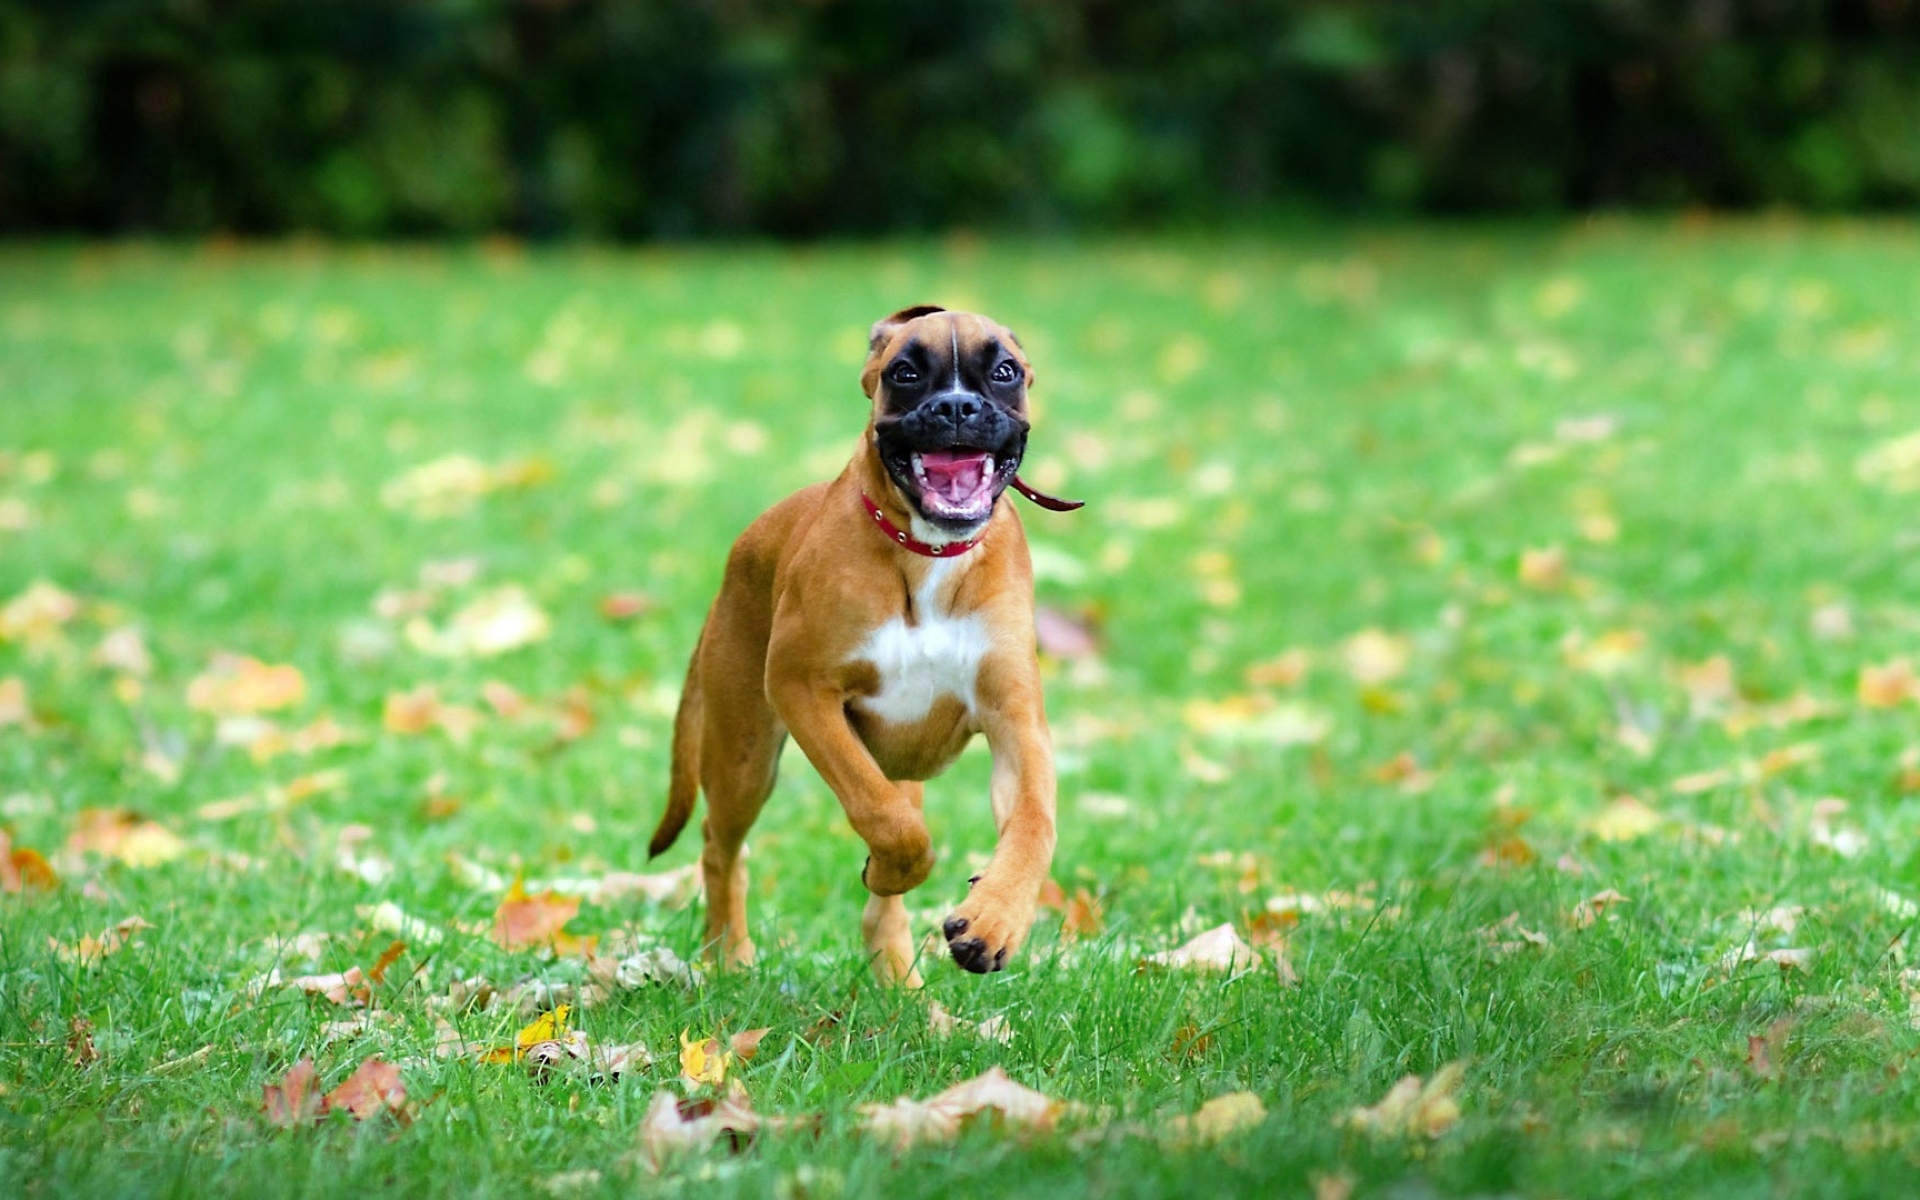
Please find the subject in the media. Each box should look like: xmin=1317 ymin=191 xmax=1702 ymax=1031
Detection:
xmin=925 ymin=391 xmax=985 ymax=425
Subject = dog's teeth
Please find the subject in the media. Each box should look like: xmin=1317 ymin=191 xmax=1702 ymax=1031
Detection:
xmin=912 ymin=455 xmax=927 ymax=481
xmin=984 ymin=455 xmax=995 ymax=475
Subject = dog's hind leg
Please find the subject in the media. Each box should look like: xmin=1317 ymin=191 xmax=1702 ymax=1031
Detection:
xmin=861 ymin=781 xmax=927 ymax=987
xmin=696 ymin=705 xmax=783 ymax=969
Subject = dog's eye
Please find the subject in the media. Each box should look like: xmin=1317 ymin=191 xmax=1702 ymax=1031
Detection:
xmin=991 ymin=361 xmax=1019 ymax=384
xmin=889 ymin=362 xmax=921 ymax=385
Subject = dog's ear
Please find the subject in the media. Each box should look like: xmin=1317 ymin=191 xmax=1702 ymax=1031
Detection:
xmin=862 ymin=305 xmax=945 ymax=398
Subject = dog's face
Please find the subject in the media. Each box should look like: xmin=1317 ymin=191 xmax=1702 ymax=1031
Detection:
xmin=862 ymin=306 xmax=1033 ymax=535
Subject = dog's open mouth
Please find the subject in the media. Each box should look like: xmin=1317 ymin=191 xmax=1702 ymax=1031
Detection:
xmin=910 ymin=448 xmax=1005 ymax=523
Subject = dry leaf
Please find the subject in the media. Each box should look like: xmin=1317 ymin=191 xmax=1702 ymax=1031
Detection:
xmin=407 ymin=586 xmax=550 ymax=658
xmin=262 ymin=1058 xmax=325 ymax=1128
xmin=1341 ymin=1063 xmax=1465 ymax=1138
xmin=1140 ymin=923 xmax=1257 ymax=974
xmin=491 ymin=878 xmax=583 ymax=952
xmin=1245 ymin=648 xmax=1310 ymax=689
xmin=634 ymin=1085 xmax=765 ymax=1171
xmin=928 ymin=1002 xmax=1015 ymax=1045
xmin=0 ymin=677 xmax=28 ymax=728
xmin=92 ymin=627 xmax=153 ymax=676
xmin=0 ymin=830 xmax=57 ymax=893
xmin=587 ymin=864 xmax=701 ymax=907
xmin=1034 ymin=606 xmax=1102 ymax=660
xmin=1584 ymin=795 xmax=1661 ymax=842
xmin=1342 ymin=628 xmax=1409 ymax=685
xmin=1165 ymin=1091 xmax=1266 ymax=1147
xmin=66 ymin=1015 xmax=98 ymax=1067
xmin=729 ymin=1028 xmax=771 ymax=1061
xmin=480 ymin=1006 xmax=574 ymax=1065
xmin=597 ymin=592 xmax=653 ymax=621
xmin=1062 ymin=887 xmax=1105 ymax=940
xmin=326 ymin=1057 xmax=407 ymax=1120
xmin=186 ymin=654 xmax=307 ymax=716
xmin=1479 ymin=912 xmax=1550 ymax=956
xmin=67 ymin=808 xmax=186 ymax=867
xmin=285 ymin=967 xmax=370 ymax=1007
xmin=862 ymin=1067 xmax=1061 ymax=1150
xmin=680 ymin=1030 xmax=732 ymax=1087
xmin=0 ymin=580 xmax=80 ymax=645
xmin=1517 ymin=545 xmax=1568 ymax=590
xmin=1570 ymin=889 xmax=1629 ymax=929
xmin=1858 ymin=660 xmax=1918 ymax=708
xmin=51 ymin=916 xmax=153 ymax=965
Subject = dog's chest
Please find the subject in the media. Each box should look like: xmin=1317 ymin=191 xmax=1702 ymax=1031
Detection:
xmin=851 ymin=563 xmax=985 ymax=725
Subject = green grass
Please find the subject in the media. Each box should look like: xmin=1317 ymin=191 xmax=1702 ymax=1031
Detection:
xmin=3 ymin=221 xmax=1920 ymax=1198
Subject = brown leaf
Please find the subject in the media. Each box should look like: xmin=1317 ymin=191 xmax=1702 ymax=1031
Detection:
xmin=66 ymin=1016 xmax=97 ymax=1067
xmin=186 ymin=654 xmax=307 ymax=716
xmin=50 ymin=916 xmax=153 ymax=966
xmin=1244 ymin=648 xmax=1310 ymax=689
xmin=1169 ymin=1024 xmax=1213 ymax=1061
xmin=1164 ymin=1091 xmax=1266 ymax=1146
xmin=1139 ymin=923 xmax=1257 ymax=974
xmin=597 ymin=592 xmax=653 ymax=621
xmin=1569 ymin=888 xmax=1629 ymax=929
xmin=366 ymin=940 xmax=407 ymax=985
xmin=0 ymin=830 xmax=58 ymax=893
xmin=1340 ymin=1063 xmax=1465 ymax=1138
xmin=0 ymin=677 xmax=28 ymax=728
xmin=1036 ymin=876 xmax=1068 ymax=913
xmin=262 ymin=1058 xmax=325 ymax=1128
xmin=326 ymin=1057 xmax=407 ymax=1120
xmin=728 ymin=1027 xmax=772 ymax=1062
xmin=491 ymin=877 xmax=583 ymax=952
xmin=1062 ymin=887 xmax=1105 ymax=940
xmin=635 ymin=1085 xmax=764 ymax=1171
xmin=1034 ymin=606 xmax=1101 ymax=660
xmin=862 ymin=1067 xmax=1061 ymax=1150
xmin=285 ymin=967 xmax=370 ymax=1008
xmin=1857 ymin=660 xmax=1918 ymax=708
xmin=66 ymin=808 xmax=185 ymax=867
xmin=928 ymin=1002 xmax=1015 ymax=1046
xmin=1517 ymin=545 xmax=1568 ymax=591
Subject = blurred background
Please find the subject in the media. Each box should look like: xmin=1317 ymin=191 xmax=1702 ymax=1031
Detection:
xmin=5 ymin=0 xmax=1919 ymax=240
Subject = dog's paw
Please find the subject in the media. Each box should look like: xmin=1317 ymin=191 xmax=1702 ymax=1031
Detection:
xmin=941 ymin=887 xmax=1036 ymax=974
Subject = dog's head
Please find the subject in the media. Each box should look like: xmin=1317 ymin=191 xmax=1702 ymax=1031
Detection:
xmin=862 ymin=305 xmax=1033 ymax=536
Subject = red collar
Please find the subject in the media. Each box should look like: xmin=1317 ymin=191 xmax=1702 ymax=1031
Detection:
xmin=861 ymin=477 xmax=1085 ymax=558
xmin=862 ymin=493 xmax=982 ymax=558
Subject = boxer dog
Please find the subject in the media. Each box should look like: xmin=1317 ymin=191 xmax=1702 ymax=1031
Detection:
xmin=647 ymin=305 xmax=1080 ymax=984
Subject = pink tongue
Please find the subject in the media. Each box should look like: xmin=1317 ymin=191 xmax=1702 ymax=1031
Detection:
xmin=919 ymin=450 xmax=991 ymax=505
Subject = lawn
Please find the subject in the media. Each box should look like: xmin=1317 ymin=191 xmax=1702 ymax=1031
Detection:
xmin=2 ymin=221 xmax=1918 ymax=1198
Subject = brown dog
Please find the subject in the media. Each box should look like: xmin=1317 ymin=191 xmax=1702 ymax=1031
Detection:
xmin=648 ymin=305 xmax=1076 ymax=983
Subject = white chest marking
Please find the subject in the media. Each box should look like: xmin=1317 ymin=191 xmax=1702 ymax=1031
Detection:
xmin=852 ymin=561 xmax=986 ymax=725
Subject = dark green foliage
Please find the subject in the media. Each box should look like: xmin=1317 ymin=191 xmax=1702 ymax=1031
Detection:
xmin=3 ymin=0 xmax=1919 ymax=236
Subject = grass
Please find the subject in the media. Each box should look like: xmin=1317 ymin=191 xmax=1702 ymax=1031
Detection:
xmin=2 ymin=220 xmax=1919 ymax=1198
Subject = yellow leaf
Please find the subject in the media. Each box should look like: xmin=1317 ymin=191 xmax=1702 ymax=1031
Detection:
xmin=1166 ymin=1091 xmax=1267 ymax=1146
xmin=481 ymin=1005 xmax=573 ymax=1064
xmin=1584 ymin=795 xmax=1661 ymax=842
xmin=679 ymin=1029 xmax=731 ymax=1087
xmin=185 ymin=654 xmax=307 ymax=716
xmin=1340 ymin=1063 xmax=1464 ymax=1139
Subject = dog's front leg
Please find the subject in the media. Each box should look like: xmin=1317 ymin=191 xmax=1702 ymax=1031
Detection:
xmin=941 ymin=653 xmax=1057 ymax=973
xmin=770 ymin=675 xmax=936 ymax=982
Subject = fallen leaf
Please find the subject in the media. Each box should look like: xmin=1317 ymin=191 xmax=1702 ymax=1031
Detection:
xmin=1479 ymin=912 xmax=1550 ymax=956
xmin=1340 ymin=1063 xmax=1465 ymax=1139
xmin=491 ymin=877 xmax=583 ymax=952
xmin=382 ymin=686 xmax=483 ymax=742
xmin=0 ymin=677 xmax=28 ymax=727
xmin=928 ymin=1002 xmax=1015 ymax=1046
xmin=1245 ymin=648 xmax=1310 ymax=689
xmin=729 ymin=1028 xmax=771 ymax=1061
xmin=381 ymin=454 xmax=551 ymax=519
xmin=0 ymin=580 xmax=80 ymax=646
xmin=1140 ymin=923 xmax=1257 ymax=974
xmin=408 ymin=586 xmax=550 ymax=658
xmin=186 ymin=654 xmax=307 ymax=716
xmin=66 ymin=808 xmax=186 ymax=867
xmin=92 ymin=627 xmax=153 ymax=676
xmin=480 ymin=1006 xmax=574 ymax=1065
xmin=262 ymin=1058 xmax=325 ymax=1128
xmin=680 ymin=1030 xmax=732 ymax=1087
xmin=326 ymin=1056 xmax=407 ymax=1120
xmin=0 ymin=830 xmax=57 ymax=893
xmin=1165 ymin=1091 xmax=1266 ymax=1146
xmin=1342 ymin=628 xmax=1410 ymax=685
xmin=360 ymin=900 xmax=447 ymax=947
xmin=1517 ymin=545 xmax=1568 ymax=590
xmin=1062 ymin=887 xmax=1105 ymax=940
xmin=597 ymin=592 xmax=653 ymax=621
xmin=1858 ymin=660 xmax=1918 ymax=708
xmin=1570 ymin=889 xmax=1629 ymax=929
xmin=1584 ymin=795 xmax=1661 ymax=842
xmin=50 ymin=916 xmax=153 ymax=965
xmin=634 ymin=1084 xmax=765 ymax=1171
xmin=66 ymin=1015 xmax=97 ymax=1067
xmin=1035 ymin=606 xmax=1102 ymax=660
xmin=285 ymin=967 xmax=370 ymax=1007
xmin=862 ymin=1067 xmax=1061 ymax=1150
xmin=587 ymin=864 xmax=702 ymax=907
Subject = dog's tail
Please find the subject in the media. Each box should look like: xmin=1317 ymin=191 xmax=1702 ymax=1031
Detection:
xmin=648 ymin=640 xmax=703 ymax=858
